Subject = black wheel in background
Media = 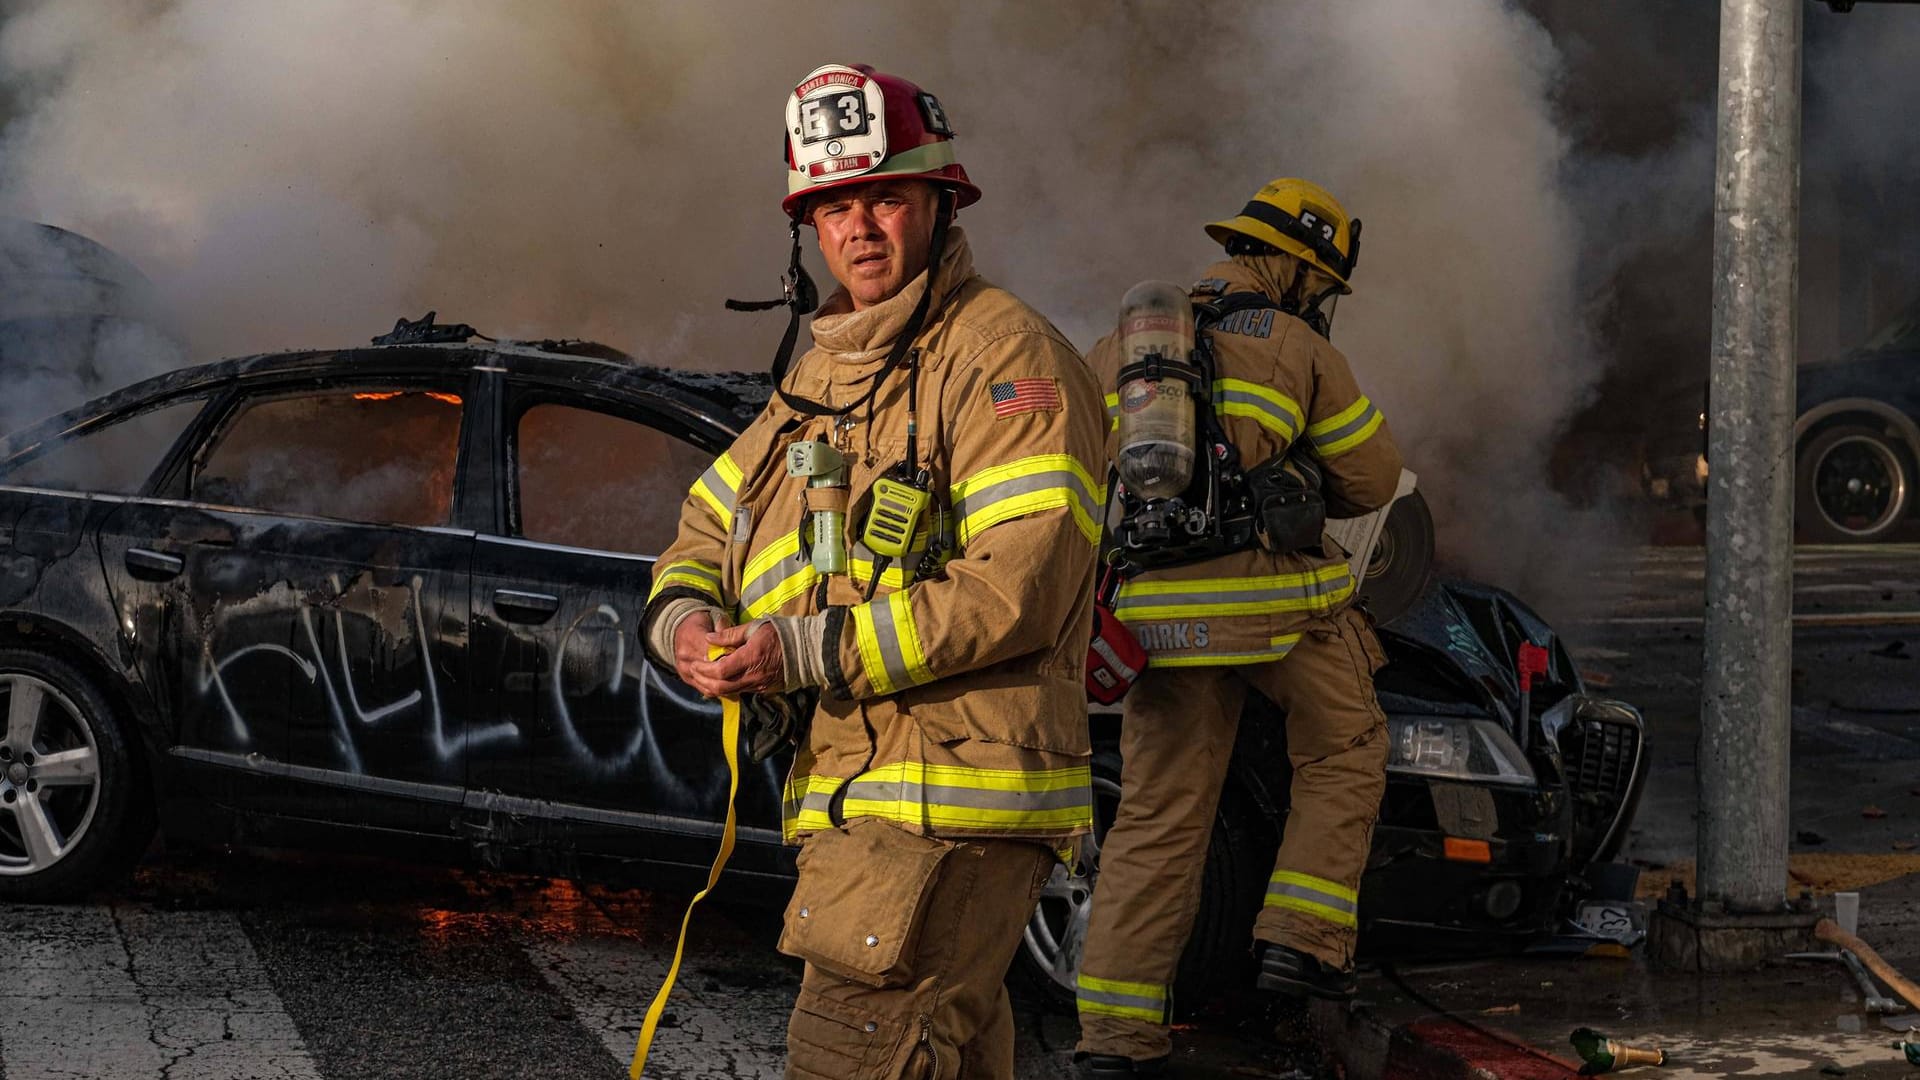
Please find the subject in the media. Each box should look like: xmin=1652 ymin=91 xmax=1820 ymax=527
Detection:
xmin=0 ymin=648 xmax=153 ymax=901
xmin=1795 ymin=423 xmax=1913 ymax=543
xmin=1359 ymin=490 xmax=1435 ymax=624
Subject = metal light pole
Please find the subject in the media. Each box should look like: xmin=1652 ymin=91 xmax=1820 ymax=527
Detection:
xmin=1699 ymin=0 xmax=1800 ymax=914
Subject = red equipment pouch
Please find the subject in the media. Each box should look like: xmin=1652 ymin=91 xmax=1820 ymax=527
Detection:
xmin=1086 ymin=602 xmax=1146 ymax=705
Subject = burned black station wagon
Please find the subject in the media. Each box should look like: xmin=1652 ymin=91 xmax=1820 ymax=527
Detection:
xmin=0 ymin=329 xmax=1645 ymax=1002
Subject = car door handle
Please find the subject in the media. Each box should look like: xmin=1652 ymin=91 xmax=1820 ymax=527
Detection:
xmin=493 ymin=589 xmax=561 ymax=624
xmin=126 ymin=548 xmax=184 ymax=581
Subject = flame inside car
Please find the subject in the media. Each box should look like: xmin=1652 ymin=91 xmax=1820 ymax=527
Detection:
xmin=351 ymin=390 xmax=462 ymax=406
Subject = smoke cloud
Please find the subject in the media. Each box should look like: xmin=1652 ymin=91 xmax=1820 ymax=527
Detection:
xmin=0 ymin=0 xmax=1617 ymax=608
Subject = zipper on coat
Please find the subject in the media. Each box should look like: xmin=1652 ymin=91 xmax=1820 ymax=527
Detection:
xmin=915 ymin=1014 xmax=938 ymax=1079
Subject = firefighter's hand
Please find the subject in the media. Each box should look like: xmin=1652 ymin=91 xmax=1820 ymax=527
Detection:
xmin=683 ymin=621 xmax=786 ymax=698
xmin=671 ymin=611 xmax=721 ymax=684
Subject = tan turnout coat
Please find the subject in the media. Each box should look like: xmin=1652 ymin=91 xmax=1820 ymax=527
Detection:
xmin=645 ymin=229 xmax=1105 ymax=854
xmin=1085 ymin=257 xmax=1404 ymax=666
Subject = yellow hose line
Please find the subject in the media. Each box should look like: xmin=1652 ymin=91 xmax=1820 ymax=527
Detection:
xmin=629 ymin=650 xmax=741 ymax=1079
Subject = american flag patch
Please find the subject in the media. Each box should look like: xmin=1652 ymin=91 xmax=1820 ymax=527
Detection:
xmin=989 ymin=378 xmax=1061 ymax=419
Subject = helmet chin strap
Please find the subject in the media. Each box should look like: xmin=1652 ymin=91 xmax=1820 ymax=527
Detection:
xmin=731 ymin=187 xmax=955 ymax=419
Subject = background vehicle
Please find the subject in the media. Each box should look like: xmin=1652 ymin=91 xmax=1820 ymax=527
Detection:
xmin=1792 ymin=298 xmax=1920 ymax=542
xmin=0 ymin=332 xmax=1642 ymax=1010
xmin=1643 ymin=296 xmax=1920 ymax=543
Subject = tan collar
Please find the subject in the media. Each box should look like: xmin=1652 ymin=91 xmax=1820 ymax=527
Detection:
xmin=809 ymin=226 xmax=976 ymax=363
xmin=1207 ymin=252 xmax=1301 ymax=304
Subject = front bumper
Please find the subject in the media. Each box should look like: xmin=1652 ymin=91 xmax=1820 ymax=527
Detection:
xmin=1356 ymin=696 xmax=1648 ymax=953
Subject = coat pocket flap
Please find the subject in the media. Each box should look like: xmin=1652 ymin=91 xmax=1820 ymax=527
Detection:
xmin=778 ymin=818 xmax=951 ymax=988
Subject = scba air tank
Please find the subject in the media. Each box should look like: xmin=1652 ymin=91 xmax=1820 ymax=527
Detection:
xmin=1114 ymin=281 xmax=1198 ymax=501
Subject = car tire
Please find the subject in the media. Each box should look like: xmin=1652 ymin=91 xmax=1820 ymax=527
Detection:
xmin=1359 ymin=489 xmax=1435 ymax=624
xmin=1011 ymin=742 xmax=1273 ymax=1016
xmin=1795 ymin=423 xmax=1914 ymax=544
xmin=0 ymin=649 xmax=153 ymax=901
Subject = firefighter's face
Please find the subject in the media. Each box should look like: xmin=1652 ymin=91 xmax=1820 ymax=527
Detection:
xmin=812 ymin=179 xmax=940 ymax=310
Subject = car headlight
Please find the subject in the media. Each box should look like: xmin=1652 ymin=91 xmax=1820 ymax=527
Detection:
xmin=1386 ymin=717 xmax=1535 ymax=787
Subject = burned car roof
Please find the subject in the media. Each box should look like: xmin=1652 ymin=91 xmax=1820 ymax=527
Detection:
xmin=0 ymin=340 xmax=773 ymax=457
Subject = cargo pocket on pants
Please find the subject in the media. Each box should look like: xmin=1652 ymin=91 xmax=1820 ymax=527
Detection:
xmin=779 ymin=817 xmax=953 ymax=988
xmin=787 ymin=988 xmax=920 ymax=1080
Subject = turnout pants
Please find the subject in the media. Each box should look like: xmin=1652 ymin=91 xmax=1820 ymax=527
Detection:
xmin=783 ymin=820 xmax=1056 ymax=1080
xmin=1075 ymin=606 xmax=1389 ymax=1062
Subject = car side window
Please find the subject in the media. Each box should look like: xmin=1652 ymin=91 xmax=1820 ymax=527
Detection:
xmin=0 ymin=398 xmax=204 ymax=494
xmin=515 ymin=402 xmax=710 ymax=555
xmin=193 ymin=388 xmax=463 ymax=527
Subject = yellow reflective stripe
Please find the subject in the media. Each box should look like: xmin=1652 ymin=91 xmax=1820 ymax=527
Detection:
xmin=1308 ymin=396 xmax=1384 ymax=458
xmin=739 ymin=533 xmax=817 ymax=619
xmin=1078 ymin=974 xmax=1166 ymax=998
xmin=850 ymin=589 xmax=934 ymax=696
xmin=1266 ymin=869 xmax=1360 ymax=929
xmin=1319 ymin=409 xmax=1384 ymax=457
xmin=849 ymin=555 xmax=911 ymax=592
xmin=1103 ymin=391 xmax=1120 ymax=433
xmin=1213 ymin=378 xmax=1304 ymax=440
xmin=1076 ymin=973 xmax=1169 ymax=1022
xmin=1144 ymin=633 xmax=1303 ymax=668
xmin=1115 ymin=566 xmax=1353 ymax=621
xmin=1271 ymin=869 xmax=1357 ymax=902
xmin=1307 ymin=396 xmax=1371 ymax=438
xmin=782 ymin=763 xmax=1094 ymax=837
xmin=1264 ymin=893 xmax=1359 ymax=929
xmin=950 ymin=453 xmax=1103 ymax=546
xmin=648 ymin=560 xmax=724 ymax=604
xmin=689 ymin=452 xmax=742 ymax=522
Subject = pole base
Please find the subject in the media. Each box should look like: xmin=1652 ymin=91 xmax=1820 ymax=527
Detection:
xmin=1648 ymin=885 xmax=1820 ymax=972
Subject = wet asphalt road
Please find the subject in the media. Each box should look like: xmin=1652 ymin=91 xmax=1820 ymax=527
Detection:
xmin=1566 ymin=544 xmax=1920 ymax=863
xmin=3 ymin=544 xmax=1917 ymax=1080
xmin=0 ymin=851 xmax=1319 ymax=1080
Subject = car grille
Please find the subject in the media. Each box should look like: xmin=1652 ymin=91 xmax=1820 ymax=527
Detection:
xmin=1566 ymin=718 xmax=1638 ymax=802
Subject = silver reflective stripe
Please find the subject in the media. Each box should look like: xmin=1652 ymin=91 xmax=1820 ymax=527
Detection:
xmin=1310 ymin=401 xmax=1381 ymax=451
xmin=1088 ymin=635 xmax=1140 ymax=680
xmin=1075 ymin=986 xmax=1165 ymax=1012
xmin=1115 ymin=571 xmax=1350 ymax=615
xmin=739 ymin=551 xmax=812 ymax=615
xmin=951 ymin=468 xmax=1100 ymax=531
xmin=1267 ymin=878 xmax=1357 ymax=915
xmin=1215 ymin=385 xmax=1300 ymax=438
xmin=851 ymin=541 xmax=916 ymax=586
xmin=796 ymin=777 xmax=1091 ymax=819
xmin=863 ymin=593 xmax=924 ymax=691
xmin=843 ymin=779 xmax=1090 ymax=813
xmin=697 ymin=459 xmax=738 ymax=505
xmin=662 ymin=562 xmax=721 ymax=588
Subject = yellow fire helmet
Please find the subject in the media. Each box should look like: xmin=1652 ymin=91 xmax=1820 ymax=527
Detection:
xmin=1205 ymin=178 xmax=1362 ymax=293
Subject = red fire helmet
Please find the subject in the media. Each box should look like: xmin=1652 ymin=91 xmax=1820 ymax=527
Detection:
xmin=782 ymin=63 xmax=981 ymax=221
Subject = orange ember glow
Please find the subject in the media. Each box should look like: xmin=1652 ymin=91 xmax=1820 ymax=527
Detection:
xmin=351 ymin=390 xmax=463 ymax=405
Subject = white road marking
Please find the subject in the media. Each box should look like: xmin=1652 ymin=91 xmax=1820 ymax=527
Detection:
xmin=0 ymin=905 xmax=320 ymax=1080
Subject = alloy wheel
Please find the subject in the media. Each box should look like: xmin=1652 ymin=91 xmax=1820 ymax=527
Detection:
xmin=0 ymin=673 xmax=102 ymax=876
xmin=1021 ymin=774 xmax=1120 ymax=995
xmin=1812 ymin=434 xmax=1907 ymax=538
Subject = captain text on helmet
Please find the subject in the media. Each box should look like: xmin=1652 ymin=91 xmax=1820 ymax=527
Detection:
xmin=1072 ymin=178 xmax=1405 ymax=1078
xmin=640 ymin=63 xmax=1105 ymax=1080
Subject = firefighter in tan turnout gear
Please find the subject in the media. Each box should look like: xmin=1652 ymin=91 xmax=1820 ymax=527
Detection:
xmin=640 ymin=64 xmax=1104 ymax=1080
xmin=1074 ymin=178 xmax=1405 ymax=1077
